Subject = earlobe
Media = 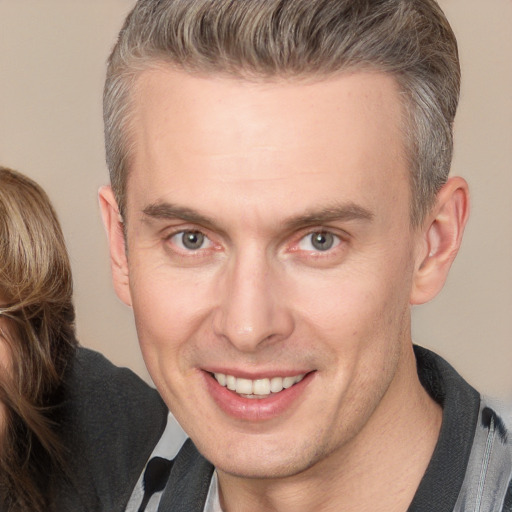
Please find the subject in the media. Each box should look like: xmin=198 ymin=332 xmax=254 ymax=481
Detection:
xmin=410 ymin=177 xmax=470 ymax=305
xmin=98 ymin=186 xmax=133 ymax=307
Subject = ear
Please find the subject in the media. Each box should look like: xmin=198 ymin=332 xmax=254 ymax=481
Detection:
xmin=410 ymin=176 xmax=470 ymax=305
xmin=98 ymin=186 xmax=132 ymax=307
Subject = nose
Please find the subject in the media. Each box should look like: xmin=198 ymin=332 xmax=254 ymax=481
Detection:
xmin=212 ymin=248 xmax=294 ymax=352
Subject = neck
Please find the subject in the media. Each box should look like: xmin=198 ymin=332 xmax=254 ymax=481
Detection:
xmin=217 ymin=344 xmax=442 ymax=512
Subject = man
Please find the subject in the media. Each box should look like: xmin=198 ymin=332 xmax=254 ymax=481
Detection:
xmin=99 ymin=0 xmax=512 ymax=510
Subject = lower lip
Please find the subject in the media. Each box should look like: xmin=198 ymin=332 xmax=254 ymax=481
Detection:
xmin=203 ymin=371 xmax=314 ymax=422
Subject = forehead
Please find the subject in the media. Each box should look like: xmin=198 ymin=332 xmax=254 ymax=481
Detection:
xmin=126 ymin=68 xmax=410 ymax=224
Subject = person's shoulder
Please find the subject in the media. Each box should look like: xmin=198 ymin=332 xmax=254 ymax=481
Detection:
xmin=486 ymin=400 xmax=512 ymax=512
xmin=55 ymin=346 xmax=168 ymax=511
xmin=493 ymin=402 xmax=512 ymax=512
xmin=462 ymin=398 xmax=512 ymax=512
xmin=70 ymin=346 xmax=163 ymax=402
xmin=61 ymin=346 xmax=167 ymax=427
xmin=505 ymin=480 xmax=512 ymax=512
xmin=413 ymin=346 xmax=512 ymax=511
xmin=61 ymin=345 xmax=168 ymax=447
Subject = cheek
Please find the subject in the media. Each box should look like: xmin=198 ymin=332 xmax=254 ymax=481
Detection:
xmin=0 ymin=337 xmax=12 ymax=431
xmin=295 ymin=275 xmax=406 ymax=334
xmin=128 ymin=262 xmax=217 ymax=374
xmin=290 ymin=250 xmax=414 ymax=354
xmin=0 ymin=339 xmax=11 ymax=368
xmin=0 ymin=330 xmax=13 ymax=381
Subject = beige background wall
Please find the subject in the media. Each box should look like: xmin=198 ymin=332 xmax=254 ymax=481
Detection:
xmin=0 ymin=0 xmax=511 ymax=399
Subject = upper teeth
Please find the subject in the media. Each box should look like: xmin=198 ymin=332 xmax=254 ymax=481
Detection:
xmin=214 ymin=373 xmax=306 ymax=396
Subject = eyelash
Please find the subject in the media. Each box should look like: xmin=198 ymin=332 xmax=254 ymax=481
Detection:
xmin=164 ymin=228 xmax=217 ymax=257
xmin=163 ymin=228 xmax=347 ymax=259
xmin=295 ymin=231 xmax=342 ymax=253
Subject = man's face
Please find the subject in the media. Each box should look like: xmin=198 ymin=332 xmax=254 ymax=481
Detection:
xmin=118 ymin=69 xmax=423 ymax=478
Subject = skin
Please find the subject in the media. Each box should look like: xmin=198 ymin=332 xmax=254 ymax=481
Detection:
xmin=0 ymin=318 xmax=11 ymax=430
xmin=100 ymin=69 xmax=469 ymax=511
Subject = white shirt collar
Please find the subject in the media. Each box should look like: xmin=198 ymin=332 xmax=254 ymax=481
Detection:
xmin=125 ymin=412 xmax=188 ymax=512
xmin=204 ymin=471 xmax=223 ymax=512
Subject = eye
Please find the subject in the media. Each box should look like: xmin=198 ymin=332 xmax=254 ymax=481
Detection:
xmin=298 ymin=231 xmax=340 ymax=252
xmin=170 ymin=230 xmax=212 ymax=251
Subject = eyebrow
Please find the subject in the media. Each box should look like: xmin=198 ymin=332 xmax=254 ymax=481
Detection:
xmin=142 ymin=203 xmax=217 ymax=228
xmin=141 ymin=201 xmax=374 ymax=231
xmin=282 ymin=203 xmax=374 ymax=231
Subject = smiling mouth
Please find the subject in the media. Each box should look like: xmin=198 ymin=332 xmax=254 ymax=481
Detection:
xmin=212 ymin=372 xmax=307 ymax=399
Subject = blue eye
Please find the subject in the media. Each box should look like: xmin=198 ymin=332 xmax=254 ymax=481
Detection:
xmin=298 ymin=232 xmax=340 ymax=252
xmin=171 ymin=231 xmax=212 ymax=251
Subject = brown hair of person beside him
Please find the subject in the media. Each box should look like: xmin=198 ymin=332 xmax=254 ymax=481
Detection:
xmin=0 ymin=166 xmax=77 ymax=511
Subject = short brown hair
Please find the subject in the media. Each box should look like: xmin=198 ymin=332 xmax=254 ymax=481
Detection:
xmin=0 ymin=167 xmax=77 ymax=512
xmin=104 ymin=0 xmax=459 ymax=225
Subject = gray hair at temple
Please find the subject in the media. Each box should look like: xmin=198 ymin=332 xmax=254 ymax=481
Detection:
xmin=104 ymin=0 xmax=460 ymax=226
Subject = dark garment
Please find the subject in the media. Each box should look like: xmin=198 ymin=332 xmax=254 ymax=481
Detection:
xmin=54 ymin=347 xmax=168 ymax=512
xmin=150 ymin=346 xmax=511 ymax=511
xmin=157 ymin=439 xmax=214 ymax=512
xmin=411 ymin=346 xmax=511 ymax=511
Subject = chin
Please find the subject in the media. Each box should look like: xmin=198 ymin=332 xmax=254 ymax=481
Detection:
xmin=217 ymin=459 xmax=309 ymax=480
xmin=196 ymin=433 xmax=328 ymax=480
